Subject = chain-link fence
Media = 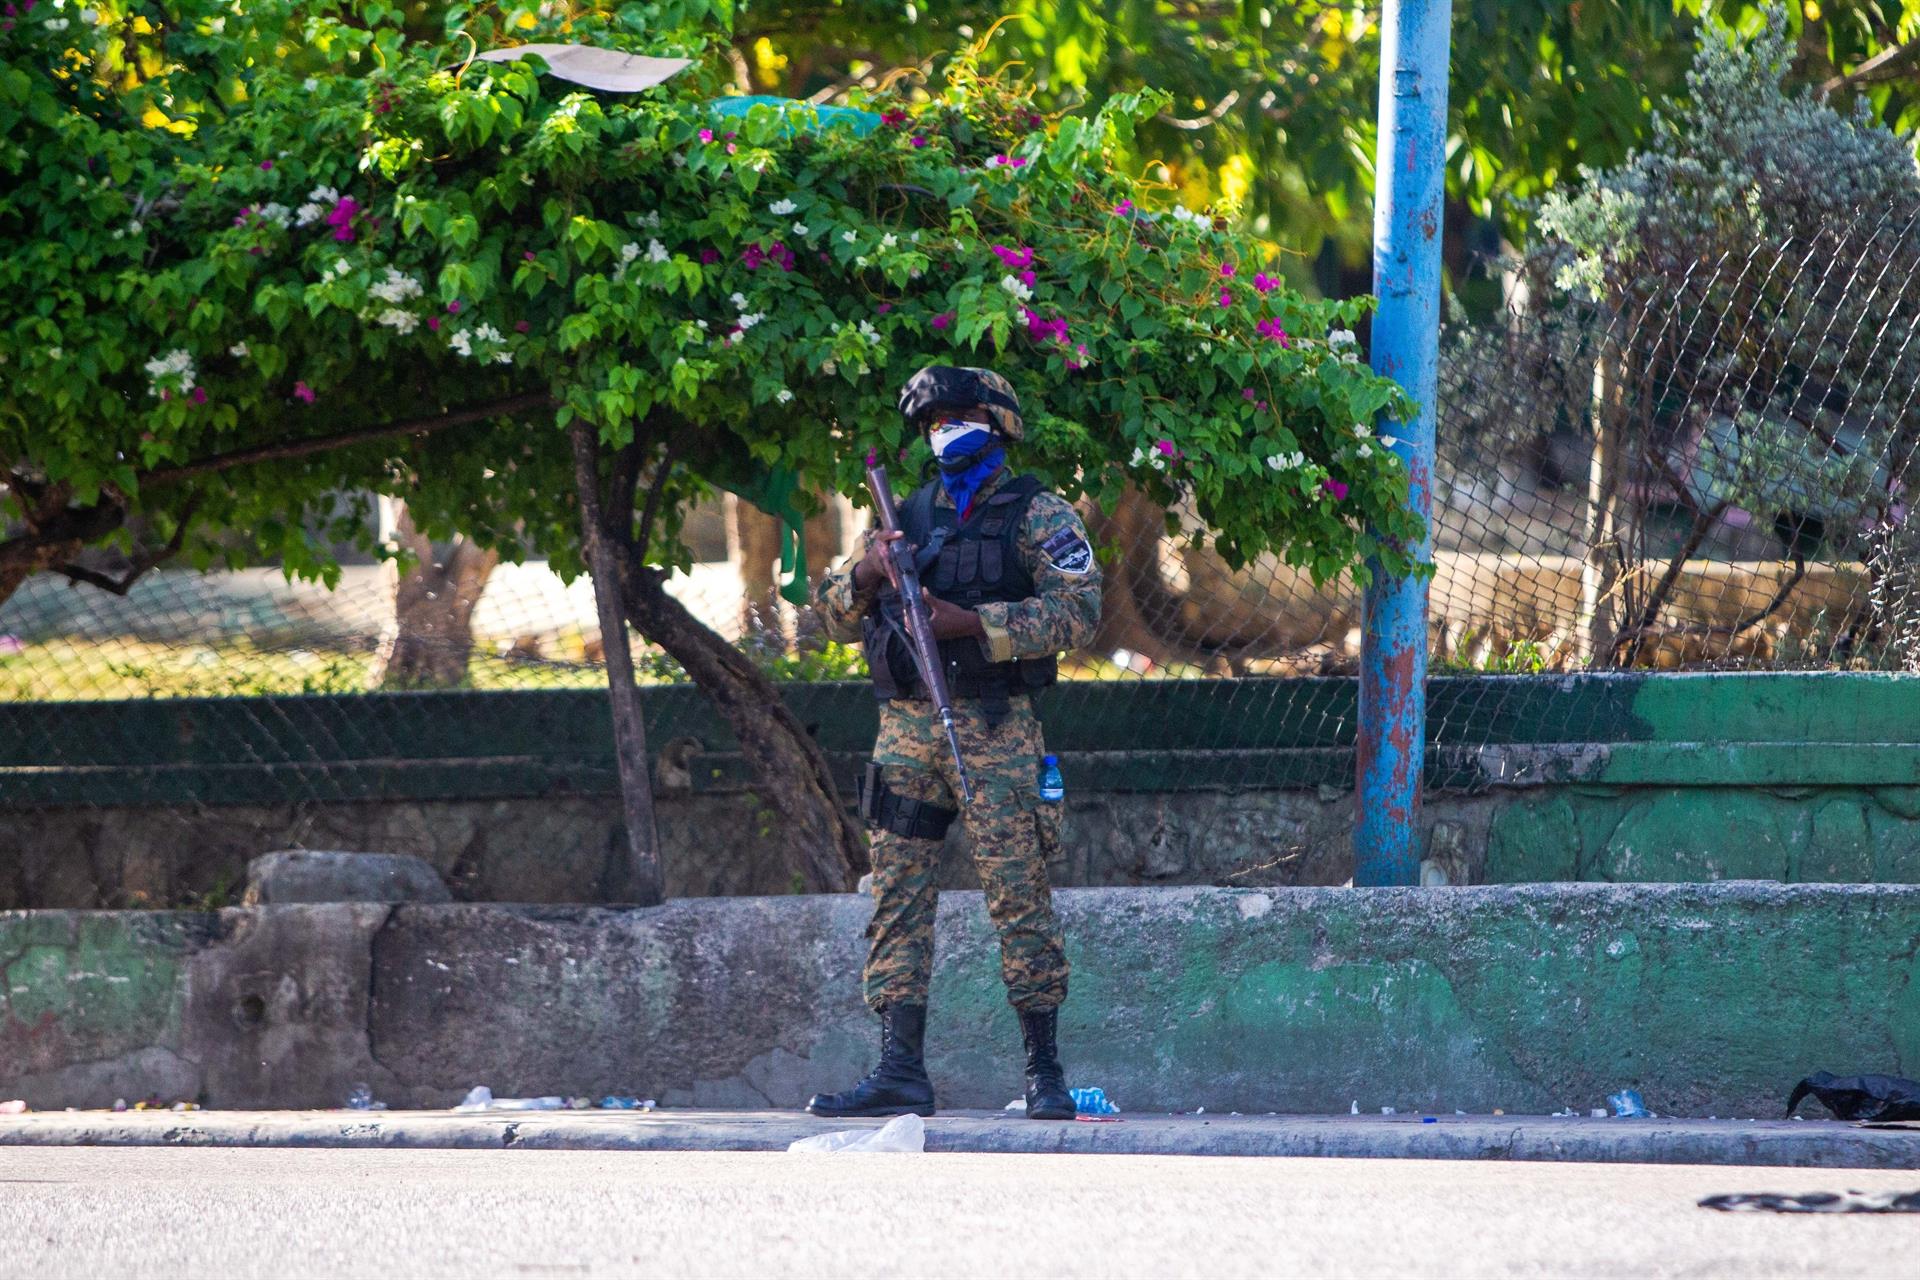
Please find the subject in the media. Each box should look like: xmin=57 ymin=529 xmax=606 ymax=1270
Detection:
xmin=3 ymin=207 xmax=1917 ymax=804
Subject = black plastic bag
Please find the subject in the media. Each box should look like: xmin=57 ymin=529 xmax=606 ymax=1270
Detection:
xmin=1785 ymin=1071 xmax=1920 ymax=1122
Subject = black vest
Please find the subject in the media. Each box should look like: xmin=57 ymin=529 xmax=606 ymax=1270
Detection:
xmin=861 ymin=474 xmax=1060 ymax=705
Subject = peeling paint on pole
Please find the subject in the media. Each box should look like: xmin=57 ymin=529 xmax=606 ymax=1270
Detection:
xmin=1357 ymin=0 xmax=1451 ymax=887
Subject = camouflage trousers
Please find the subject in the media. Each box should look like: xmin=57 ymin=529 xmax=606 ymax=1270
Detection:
xmin=862 ymin=694 xmax=1069 ymax=1013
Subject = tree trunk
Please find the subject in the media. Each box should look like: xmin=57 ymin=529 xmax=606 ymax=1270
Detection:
xmin=377 ymin=503 xmax=500 ymax=689
xmin=617 ymin=556 xmax=866 ymax=893
xmin=1579 ymin=352 xmax=1635 ymax=666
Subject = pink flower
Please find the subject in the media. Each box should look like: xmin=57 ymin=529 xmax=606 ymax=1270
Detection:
xmin=931 ymin=312 xmax=955 ymax=330
xmin=1256 ymin=316 xmax=1290 ymax=347
xmin=876 ymin=302 xmax=893 ymax=315
xmin=427 ymin=316 xmax=441 ymax=332
xmin=1218 ymin=289 xmax=1233 ymax=308
xmin=190 ymin=387 xmax=207 ymax=405
xmin=1220 ymin=263 xmax=1236 ymax=277
xmin=991 ymin=244 xmax=1035 ymax=269
xmin=1322 ymin=479 xmax=1349 ymax=501
xmin=1008 ymin=156 xmax=1029 ymax=168
xmin=446 ymin=300 xmax=461 ymax=314
xmin=769 ymin=242 xmax=796 ymax=272
xmin=324 ymin=196 xmax=360 ymax=243
xmin=699 ymin=128 xmax=714 ymax=143
xmin=743 ymin=244 xmax=766 ymax=271
xmin=523 ymin=251 xmax=536 ymax=262
xmin=726 ymin=142 xmax=737 ymax=155
xmin=1155 ymin=439 xmax=1177 ymax=457
xmin=1253 ymin=273 xmax=1279 ymax=294
xmin=1112 ymin=198 xmax=1134 ymax=216
xmin=1019 ymin=269 xmax=1036 ymax=288
xmin=700 ymin=248 xmax=721 ymax=265
xmin=911 ymin=136 xmax=927 ymax=148
xmin=159 ymin=389 xmax=170 ymax=401
xmin=514 ymin=320 xmax=530 ymax=333
xmin=1241 ymin=388 xmax=1257 ymax=401
xmin=881 ymin=109 xmax=909 ymax=128
xmin=293 ymin=381 xmax=315 ymax=403
xmin=259 ymin=160 xmax=273 ymax=171
xmin=233 ymin=208 xmax=252 ymax=227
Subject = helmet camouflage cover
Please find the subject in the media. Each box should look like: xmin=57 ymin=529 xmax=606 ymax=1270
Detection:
xmin=897 ymin=364 xmax=1025 ymax=442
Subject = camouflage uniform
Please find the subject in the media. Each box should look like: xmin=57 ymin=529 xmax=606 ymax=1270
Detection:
xmin=815 ymin=467 xmax=1101 ymax=1012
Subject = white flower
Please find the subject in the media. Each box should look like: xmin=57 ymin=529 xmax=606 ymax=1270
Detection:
xmin=730 ymin=291 xmax=749 ymax=310
xmin=880 ymin=233 xmax=897 ymax=249
xmin=376 ymin=309 xmax=418 ymax=334
xmin=775 ymin=388 xmax=794 ymax=404
xmin=854 ymin=255 xmax=869 ymax=268
xmin=143 ymin=348 xmax=197 ymax=396
xmin=307 ymin=185 xmax=339 ymax=205
xmin=841 ymin=231 xmax=858 ymax=244
xmin=1357 ymin=442 xmax=1374 ymax=459
xmin=695 ymin=319 xmax=708 ymax=330
xmin=822 ymin=360 xmax=837 ymax=376
xmin=1000 ymin=274 xmax=1033 ymax=302
xmin=302 ymin=77 xmax=320 ymax=92
xmin=228 ymin=342 xmax=249 ymax=358
xmin=1329 ymin=328 xmax=1358 ymax=347
xmin=738 ymin=312 xmax=765 ymax=330
xmin=858 ymin=320 xmax=881 ymax=345
xmin=791 ymin=221 xmax=809 ymax=237
xmin=47 ymin=347 xmax=63 ymax=361
xmin=294 ymin=203 xmax=326 ymax=227
xmin=1352 ymin=423 xmax=1371 ymax=438
xmin=473 ymin=323 xmax=504 ymax=345
xmin=769 ymin=198 xmax=798 ymax=216
xmin=618 ymin=242 xmax=641 ymax=264
xmin=1380 ymin=436 xmax=1400 ymax=448
xmin=645 ymin=239 xmax=669 ymax=263
xmin=82 ymin=8 xmax=101 ymax=24
xmin=985 ymin=156 xmax=1003 ymax=169
xmin=449 ymin=330 xmax=474 ymax=358
xmin=493 ymin=351 xmax=513 ymax=365
xmin=46 ymin=16 xmax=69 ymax=30
xmin=1265 ymin=451 xmax=1305 ymax=472
xmin=368 ymin=268 xmax=423 ymax=305
xmin=330 ymin=259 xmax=351 ymax=277
xmin=636 ymin=211 xmax=662 ymax=229
xmin=254 ymin=202 xmax=292 ymax=228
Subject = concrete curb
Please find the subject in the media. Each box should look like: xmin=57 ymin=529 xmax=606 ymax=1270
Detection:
xmin=2 ymin=1110 xmax=1916 ymax=1168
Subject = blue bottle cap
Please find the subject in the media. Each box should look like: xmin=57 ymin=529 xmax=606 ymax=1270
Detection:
xmin=1043 ymin=754 xmax=1058 ymax=765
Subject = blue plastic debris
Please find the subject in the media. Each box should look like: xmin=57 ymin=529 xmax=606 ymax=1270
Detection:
xmin=1071 ymin=1087 xmax=1119 ymax=1116
xmin=1609 ymin=1088 xmax=1651 ymax=1118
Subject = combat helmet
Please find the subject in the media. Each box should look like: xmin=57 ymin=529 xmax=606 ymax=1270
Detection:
xmin=897 ymin=365 xmax=1025 ymax=442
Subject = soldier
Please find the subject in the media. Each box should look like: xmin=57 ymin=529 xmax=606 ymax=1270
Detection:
xmin=807 ymin=365 xmax=1101 ymax=1121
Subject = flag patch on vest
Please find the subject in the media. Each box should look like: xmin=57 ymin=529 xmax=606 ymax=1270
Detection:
xmin=1041 ymin=527 xmax=1094 ymax=575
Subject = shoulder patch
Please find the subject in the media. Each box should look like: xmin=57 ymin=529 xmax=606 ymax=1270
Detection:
xmin=1040 ymin=525 xmax=1094 ymax=575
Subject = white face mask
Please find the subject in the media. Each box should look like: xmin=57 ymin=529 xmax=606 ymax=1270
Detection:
xmin=929 ymin=420 xmax=994 ymax=459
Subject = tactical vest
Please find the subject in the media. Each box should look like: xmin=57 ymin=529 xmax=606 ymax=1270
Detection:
xmin=861 ymin=474 xmax=1059 ymax=708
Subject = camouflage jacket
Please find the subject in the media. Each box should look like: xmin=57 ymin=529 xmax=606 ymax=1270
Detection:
xmin=814 ymin=467 xmax=1103 ymax=664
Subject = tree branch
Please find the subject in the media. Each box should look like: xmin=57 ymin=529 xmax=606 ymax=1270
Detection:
xmin=1821 ymin=39 xmax=1920 ymax=96
xmin=633 ymin=442 xmax=677 ymax=567
xmin=144 ymin=391 xmax=555 ymax=487
xmin=1159 ymin=89 xmax=1241 ymax=131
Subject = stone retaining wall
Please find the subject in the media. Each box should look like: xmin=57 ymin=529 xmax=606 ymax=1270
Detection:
xmin=4 ymin=884 xmax=1915 ymax=1117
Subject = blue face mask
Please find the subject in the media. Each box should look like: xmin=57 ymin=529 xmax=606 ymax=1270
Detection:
xmin=928 ymin=420 xmax=1003 ymax=513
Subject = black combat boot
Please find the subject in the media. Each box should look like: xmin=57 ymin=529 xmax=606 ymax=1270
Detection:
xmin=1019 ymin=1006 xmax=1076 ymax=1120
xmin=806 ymin=1004 xmax=936 ymax=1118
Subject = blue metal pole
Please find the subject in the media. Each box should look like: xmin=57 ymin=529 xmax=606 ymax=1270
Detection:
xmin=1356 ymin=0 xmax=1450 ymax=887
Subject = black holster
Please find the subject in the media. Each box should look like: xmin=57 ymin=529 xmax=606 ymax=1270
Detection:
xmin=859 ymin=761 xmax=959 ymax=840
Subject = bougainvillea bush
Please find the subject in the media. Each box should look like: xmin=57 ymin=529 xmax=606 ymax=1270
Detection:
xmin=1 ymin=0 xmax=1417 ymax=886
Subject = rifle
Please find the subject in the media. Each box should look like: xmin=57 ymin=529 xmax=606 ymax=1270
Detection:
xmin=864 ymin=451 xmax=974 ymax=804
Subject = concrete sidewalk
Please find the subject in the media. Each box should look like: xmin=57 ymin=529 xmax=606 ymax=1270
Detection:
xmin=2 ymin=1108 xmax=1914 ymax=1168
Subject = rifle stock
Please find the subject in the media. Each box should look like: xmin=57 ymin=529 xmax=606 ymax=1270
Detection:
xmin=864 ymin=454 xmax=974 ymax=805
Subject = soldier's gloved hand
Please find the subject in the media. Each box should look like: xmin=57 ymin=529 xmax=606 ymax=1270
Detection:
xmin=924 ymin=593 xmax=986 ymax=640
xmin=852 ymin=530 xmax=905 ymax=592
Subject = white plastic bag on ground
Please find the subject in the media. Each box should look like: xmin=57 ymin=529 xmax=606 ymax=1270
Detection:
xmin=787 ymin=1112 xmax=925 ymax=1154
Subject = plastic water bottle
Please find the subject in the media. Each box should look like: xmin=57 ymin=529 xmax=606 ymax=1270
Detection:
xmin=1039 ymin=754 xmax=1065 ymax=803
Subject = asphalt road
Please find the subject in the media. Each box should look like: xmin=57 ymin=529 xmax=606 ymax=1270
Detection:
xmin=1 ymin=1147 xmax=1912 ymax=1279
